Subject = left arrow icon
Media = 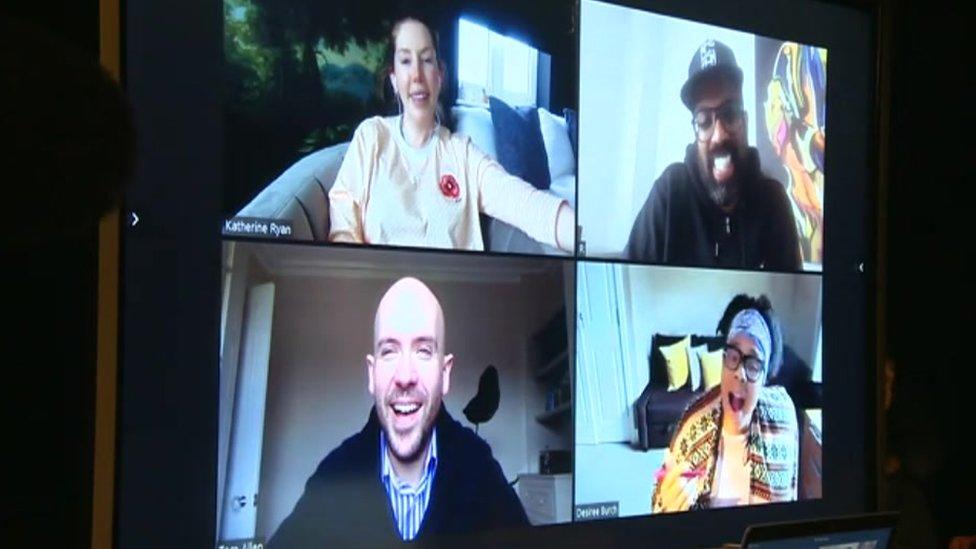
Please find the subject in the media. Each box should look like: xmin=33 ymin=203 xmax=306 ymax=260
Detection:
xmin=130 ymin=212 xmax=139 ymax=226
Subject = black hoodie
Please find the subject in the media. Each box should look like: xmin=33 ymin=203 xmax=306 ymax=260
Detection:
xmin=625 ymin=144 xmax=802 ymax=270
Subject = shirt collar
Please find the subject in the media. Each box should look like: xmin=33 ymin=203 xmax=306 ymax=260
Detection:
xmin=380 ymin=427 xmax=438 ymax=490
xmin=389 ymin=115 xmax=440 ymax=160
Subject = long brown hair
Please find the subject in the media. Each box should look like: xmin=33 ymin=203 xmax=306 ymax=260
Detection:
xmin=382 ymin=15 xmax=447 ymax=123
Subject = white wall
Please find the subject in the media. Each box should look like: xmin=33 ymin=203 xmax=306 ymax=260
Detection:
xmin=617 ymin=264 xmax=821 ymax=406
xmin=579 ymin=0 xmax=758 ymax=256
xmin=250 ymin=256 xmax=566 ymax=540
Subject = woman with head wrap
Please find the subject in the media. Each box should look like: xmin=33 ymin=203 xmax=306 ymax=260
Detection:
xmin=652 ymin=295 xmax=799 ymax=512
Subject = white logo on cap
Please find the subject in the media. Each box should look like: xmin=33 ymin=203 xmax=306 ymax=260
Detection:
xmin=700 ymin=39 xmax=717 ymax=69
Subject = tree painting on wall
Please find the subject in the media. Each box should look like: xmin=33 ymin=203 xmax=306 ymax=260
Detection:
xmin=223 ymin=0 xmax=397 ymax=214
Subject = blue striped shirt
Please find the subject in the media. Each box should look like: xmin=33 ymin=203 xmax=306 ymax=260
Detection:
xmin=379 ymin=429 xmax=438 ymax=541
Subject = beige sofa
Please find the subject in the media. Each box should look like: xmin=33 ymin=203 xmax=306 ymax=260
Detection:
xmin=232 ymin=105 xmax=574 ymax=254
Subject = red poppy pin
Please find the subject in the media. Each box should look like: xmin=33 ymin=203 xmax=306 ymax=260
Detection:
xmin=439 ymin=173 xmax=460 ymax=201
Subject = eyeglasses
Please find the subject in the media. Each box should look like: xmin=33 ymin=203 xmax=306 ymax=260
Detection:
xmin=692 ymin=101 xmax=745 ymax=141
xmin=722 ymin=344 xmax=765 ymax=383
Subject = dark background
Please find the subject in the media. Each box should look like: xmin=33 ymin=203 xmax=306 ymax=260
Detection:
xmin=3 ymin=0 xmax=973 ymax=546
xmin=882 ymin=0 xmax=974 ymax=544
xmin=3 ymin=2 xmax=101 ymax=548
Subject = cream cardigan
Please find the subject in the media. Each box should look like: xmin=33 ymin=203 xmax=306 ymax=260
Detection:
xmin=328 ymin=116 xmax=565 ymax=250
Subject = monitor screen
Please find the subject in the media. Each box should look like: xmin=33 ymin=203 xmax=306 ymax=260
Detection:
xmin=116 ymin=0 xmax=880 ymax=546
xmin=740 ymin=513 xmax=898 ymax=549
xmin=749 ymin=529 xmax=892 ymax=549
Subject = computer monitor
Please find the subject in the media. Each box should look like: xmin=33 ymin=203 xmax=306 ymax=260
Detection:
xmin=107 ymin=0 xmax=884 ymax=546
xmin=735 ymin=512 xmax=898 ymax=548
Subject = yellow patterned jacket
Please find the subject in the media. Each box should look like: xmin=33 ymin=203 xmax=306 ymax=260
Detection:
xmin=652 ymin=385 xmax=798 ymax=512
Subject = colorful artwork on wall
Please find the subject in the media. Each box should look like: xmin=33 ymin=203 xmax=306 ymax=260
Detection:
xmin=757 ymin=40 xmax=828 ymax=267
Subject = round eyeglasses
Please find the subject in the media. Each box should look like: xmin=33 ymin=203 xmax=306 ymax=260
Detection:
xmin=722 ymin=344 xmax=765 ymax=383
xmin=692 ymin=101 xmax=745 ymax=141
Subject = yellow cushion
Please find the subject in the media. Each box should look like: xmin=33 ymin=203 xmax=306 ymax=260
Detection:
xmin=699 ymin=347 xmax=724 ymax=390
xmin=660 ymin=336 xmax=691 ymax=391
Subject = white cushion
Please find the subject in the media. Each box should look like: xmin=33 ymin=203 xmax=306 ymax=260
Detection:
xmin=687 ymin=343 xmax=708 ymax=391
xmin=537 ymin=108 xmax=576 ymax=181
xmin=452 ymin=105 xmax=497 ymax=159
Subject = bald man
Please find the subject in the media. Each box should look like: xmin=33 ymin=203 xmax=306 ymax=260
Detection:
xmin=268 ymin=277 xmax=528 ymax=547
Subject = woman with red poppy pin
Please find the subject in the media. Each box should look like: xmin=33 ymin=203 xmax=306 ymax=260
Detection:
xmin=327 ymin=16 xmax=575 ymax=253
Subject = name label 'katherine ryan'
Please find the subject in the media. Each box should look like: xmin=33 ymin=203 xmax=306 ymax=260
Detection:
xmin=223 ymin=217 xmax=294 ymax=239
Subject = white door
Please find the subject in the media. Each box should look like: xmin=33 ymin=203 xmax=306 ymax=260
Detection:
xmin=219 ymin=282 xmax=275 ymax=541
xmin=575 ymin=263 xmax=634 ymax=444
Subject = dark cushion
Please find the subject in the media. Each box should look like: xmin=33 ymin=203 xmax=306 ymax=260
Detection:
xmin=646 ymin=388 xmax=700 ymax=425
xmin=768 ymin=345 xmax=812 ymax=387
xmin=635 ymin=385 xmax=704 ymax=449
xmin=488 ymin=96 xmax=551 ymax=190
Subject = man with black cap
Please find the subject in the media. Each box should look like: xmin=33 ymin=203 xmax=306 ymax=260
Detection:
xmin=625 ymin=39 xmax=802 ymax=270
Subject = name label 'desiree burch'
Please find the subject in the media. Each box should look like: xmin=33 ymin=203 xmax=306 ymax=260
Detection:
xmin=574 ymin=501 xmax=620 ymax=521
xmin=223 ymin=217 xmax=294 ymax=239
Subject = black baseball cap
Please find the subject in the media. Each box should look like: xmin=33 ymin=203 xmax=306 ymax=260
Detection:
xmin=680 ymin=39 xmax=744 ymax=110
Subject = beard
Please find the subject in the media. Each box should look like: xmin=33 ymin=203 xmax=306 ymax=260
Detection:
xmin=377 ymin=387 xmax=439 ymax=465
xmin=382 ymin=421 xmax=432 ymax=464
xmin=699 ymin=141 xmax=743 ymax=209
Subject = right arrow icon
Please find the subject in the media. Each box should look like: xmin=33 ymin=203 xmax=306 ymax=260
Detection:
xmin=130 ymin=212 xmax=139 ymax=227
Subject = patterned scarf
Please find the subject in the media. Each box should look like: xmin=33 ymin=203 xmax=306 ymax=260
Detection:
xmin=652 ymin=385 xmax=798 ymax=511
